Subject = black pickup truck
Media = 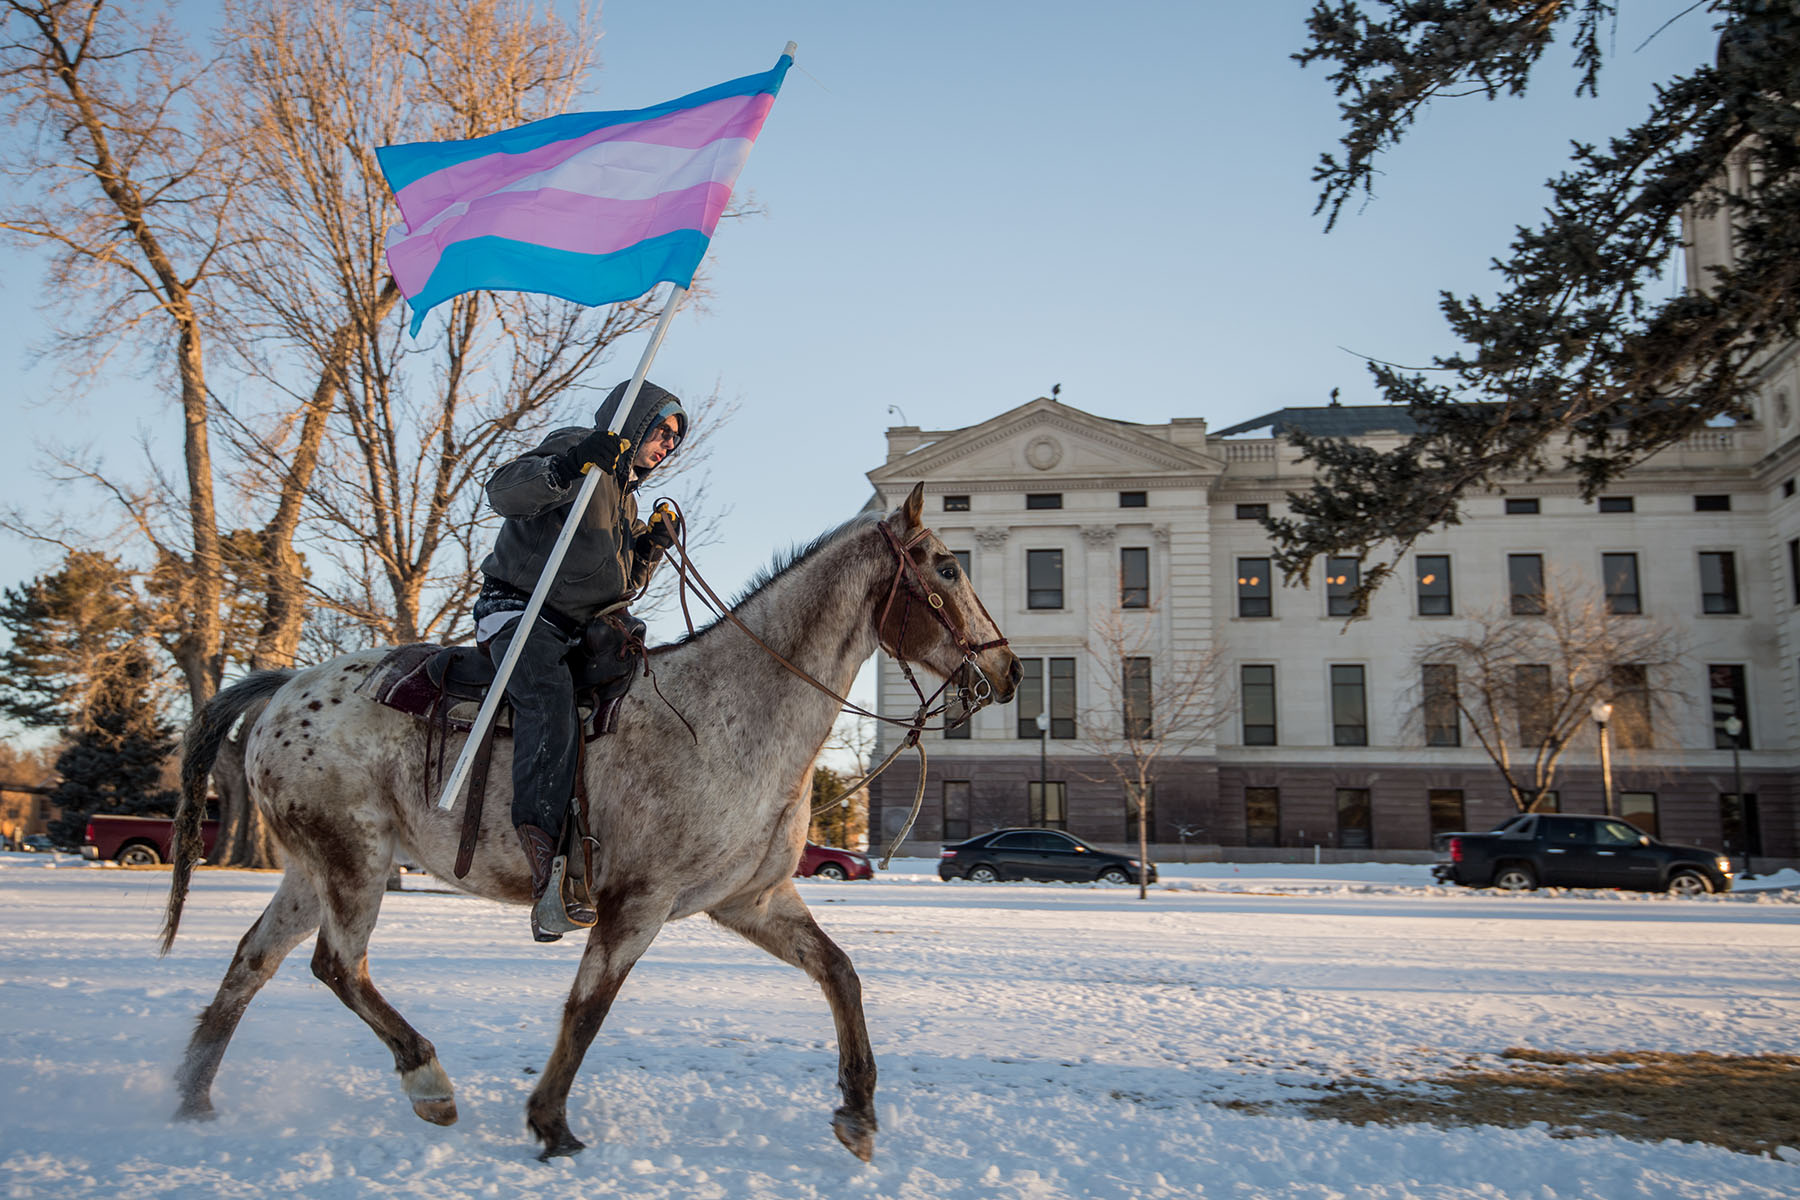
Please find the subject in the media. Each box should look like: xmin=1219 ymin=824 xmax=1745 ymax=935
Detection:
xmin=1433 ymin=813 xmax=1734 ymax=896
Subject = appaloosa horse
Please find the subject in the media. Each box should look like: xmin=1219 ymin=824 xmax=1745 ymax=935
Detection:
xmin=159 ymin=484 xmax=1018 ymax=1161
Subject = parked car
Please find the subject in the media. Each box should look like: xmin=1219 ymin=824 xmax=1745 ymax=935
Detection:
xmin=1433 ymin=813 xmax=1733 ymax=896
xmin=938 ymin=828 xmax=1157 ymax=885
xmin=18 ymin=834 xmax=57 ymax=853
xmin=82 ymin=813 xmax=219 ymax=867
xmin=796 ymin=841 xmax=873 ymax=881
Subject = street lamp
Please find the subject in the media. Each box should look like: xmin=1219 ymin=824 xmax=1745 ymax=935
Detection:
xmin=1589 ymin=699 xmax=1614 ymax=818
xmin=1723 ymin=715 xmax=1754 ymax=879
xmin=1035 ymin=709 xmax=1049 ymax=827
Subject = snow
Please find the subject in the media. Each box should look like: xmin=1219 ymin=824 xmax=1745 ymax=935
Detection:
xmin=3 ymin=852 xmax=1799 ymax=1198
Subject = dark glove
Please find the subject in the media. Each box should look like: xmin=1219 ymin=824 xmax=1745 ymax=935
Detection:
xmin=635 ymin=504 xmax=681 ymax=558
xmin=552 ymin=428 xmax=630 ymax=486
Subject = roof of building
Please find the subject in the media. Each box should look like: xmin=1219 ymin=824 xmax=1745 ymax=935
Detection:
xmin=1214 ymin=404 xmax=1423 ymax=439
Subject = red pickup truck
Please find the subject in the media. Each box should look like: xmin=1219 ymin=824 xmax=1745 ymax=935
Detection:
xmin=82 ymin=813 xmax=219 ymax=866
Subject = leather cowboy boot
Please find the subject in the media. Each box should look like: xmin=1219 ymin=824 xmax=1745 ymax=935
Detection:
xmin=516 ymin=824 xmax=597 ymax=942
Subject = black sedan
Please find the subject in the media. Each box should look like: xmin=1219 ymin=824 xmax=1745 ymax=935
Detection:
xmin=938 ymin=828 xmax=1157 ymax=885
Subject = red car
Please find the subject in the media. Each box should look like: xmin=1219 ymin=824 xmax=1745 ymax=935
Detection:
xmin=795 ymin=842 xmax=873 ymax=881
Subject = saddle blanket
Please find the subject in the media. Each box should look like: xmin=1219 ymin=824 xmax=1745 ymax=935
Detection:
xmin=356 ymin=643 xmax=509 ymax=734
xmin=357 ymin=642 xmax=611 ymax=736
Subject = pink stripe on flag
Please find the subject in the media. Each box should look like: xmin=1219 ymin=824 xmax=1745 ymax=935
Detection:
xmin=395 ymin=93 xmax=774 ymax=228
xmin=385 ymin=181 xmax=735 ymax=296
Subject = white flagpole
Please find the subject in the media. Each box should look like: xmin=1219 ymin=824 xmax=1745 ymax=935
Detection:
xmin=436 ymin=284 xmax=688 ymax=811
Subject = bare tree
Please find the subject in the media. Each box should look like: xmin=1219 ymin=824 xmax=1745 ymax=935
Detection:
xmin=1 ymin=0 xmax=240 ymax=707
xmin=1412 ymin=575 xmax=1688 ymax=813
xmin=808 ymin=705 xmax=876 ymax=851
xmin=215 ymin=0 xmax=734 ymax=645
xmin=1077 ymin=611 xmax=1231 ymax=898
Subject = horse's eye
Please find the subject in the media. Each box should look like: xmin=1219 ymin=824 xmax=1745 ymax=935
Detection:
xmin=937 ymin=564 xmax=958 ymax=582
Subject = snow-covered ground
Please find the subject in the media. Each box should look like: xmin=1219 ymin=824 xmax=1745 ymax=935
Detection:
xmin=4 ymin=852 xmax=1799 ymax=1198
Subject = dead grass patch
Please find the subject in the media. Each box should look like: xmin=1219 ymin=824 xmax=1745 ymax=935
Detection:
xmin=1300 ymin=1049 xmax=1800 ymax=1158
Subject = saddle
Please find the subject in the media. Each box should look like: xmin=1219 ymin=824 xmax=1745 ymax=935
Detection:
xmin=358 ymin=610 xmax=649 ymax=880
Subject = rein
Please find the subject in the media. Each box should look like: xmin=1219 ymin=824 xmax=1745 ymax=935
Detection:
xmin=655 ymin=502 xmax=1008 ymax=865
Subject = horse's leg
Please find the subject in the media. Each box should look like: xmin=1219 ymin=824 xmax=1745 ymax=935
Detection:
xmin=526 ymin=895 xmax=667 ymax=1159
xmin=174 ymin=869 xmax=322 ymax=1120
xmin=308 ymin=851 xmax=458 ymax=1126
xmin=708 ymin=881 xmax=878 ymax=1162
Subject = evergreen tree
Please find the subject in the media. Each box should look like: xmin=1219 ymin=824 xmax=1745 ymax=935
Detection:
xmin=0 ymin=551 xmax=178 ymax=841
xmin=1273 ymin=2 xmax=1800 ymax=594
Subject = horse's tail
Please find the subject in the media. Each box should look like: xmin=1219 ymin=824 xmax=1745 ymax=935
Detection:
xmin=159 ymin=669 xmax=296 ymax=956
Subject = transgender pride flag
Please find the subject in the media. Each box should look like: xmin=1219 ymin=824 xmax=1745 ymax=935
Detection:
xmin=378 ymin=51 xmax=791 ymax=335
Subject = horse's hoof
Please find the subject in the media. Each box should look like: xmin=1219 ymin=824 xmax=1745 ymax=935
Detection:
xmin=529 ymin=1115 xmax=586 ymax=1160
xmin=832 ymin=1107 xmax=876 ymax=1162
xmin=173 ymin=1098 xmax=217 ymax=1123
xmin=535 ymin=1133 xmax=586 ymax=1161
xmin=412 ymin=1096 xmax=459 ymax=1126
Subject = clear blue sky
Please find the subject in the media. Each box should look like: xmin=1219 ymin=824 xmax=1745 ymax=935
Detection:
xmin=0 ymin=1 xmax=1723 ymax=651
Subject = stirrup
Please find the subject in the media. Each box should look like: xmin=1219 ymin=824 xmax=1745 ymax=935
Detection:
xmin=532 ymin=853 xmax=597 ymax=937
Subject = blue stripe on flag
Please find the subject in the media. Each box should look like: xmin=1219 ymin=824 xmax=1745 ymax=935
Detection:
xmin=404 ymin=230 xmax=711 ymax=335
xmin=378 ymin=56 xmax=792 ymax=194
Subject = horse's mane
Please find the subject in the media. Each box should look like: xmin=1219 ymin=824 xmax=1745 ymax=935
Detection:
xmin=667 ymin=510 xmax=882 ymax=647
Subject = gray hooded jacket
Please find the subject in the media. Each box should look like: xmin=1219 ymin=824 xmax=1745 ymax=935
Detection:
xmin=479 ymin=380 xmax=687 ymax=623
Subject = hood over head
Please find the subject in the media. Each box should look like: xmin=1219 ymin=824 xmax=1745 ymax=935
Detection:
xmin=594 ymin=380 xmax=688 ymax=477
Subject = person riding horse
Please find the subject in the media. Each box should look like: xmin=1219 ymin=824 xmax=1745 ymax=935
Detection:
xmin=473 ymin=380 xmax=687 ymax=941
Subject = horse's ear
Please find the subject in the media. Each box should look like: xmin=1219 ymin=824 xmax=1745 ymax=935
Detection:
xmin=901 ymin=482 xmax=925 ymax=531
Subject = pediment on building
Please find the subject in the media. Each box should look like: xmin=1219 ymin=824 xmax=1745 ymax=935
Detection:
xmin=867 ymin=398 xmax=1220 ymax=490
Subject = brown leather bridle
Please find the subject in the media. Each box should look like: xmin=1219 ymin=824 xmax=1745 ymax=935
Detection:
xmin=655 ymin=505 xmax=1011 ymax=866
xmin=874 ymin=518 xmax=1010 ymax=723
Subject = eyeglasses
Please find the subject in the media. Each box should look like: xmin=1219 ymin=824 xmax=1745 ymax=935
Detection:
xmin=645 ymin=422 xmax=679 ymax=447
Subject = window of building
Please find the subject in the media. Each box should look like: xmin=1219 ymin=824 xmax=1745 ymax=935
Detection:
xmin=1027 ymin=549 xmax=1063 ymax=609
xmin=1699 ymin=551 xmax=1740 ymax=614
xmin=942 ymin=781 xmax=971 ymax=842
xmin=1610 ymin=663 xmax=1651 ymax=749
xmin=1124 ymin=782 xmax=1155 ymax=842
xmin=1337 ymin=788 xmax=1372 ymax=849
xmin=1428 ymin=789 xmax=1466 ymax=838
xmin=1049 ymin=658 xmax=1076 ymax=739
xmin=1242 ymin=665 xmax=1277 ymax=745
xmin=1786 ymin=479 xmax=1797 ymax=499
xmin=1619 ymin=791 xmax=1658 ymax=838
xmin=1123 ymin=657 xmax=1153 ymax=739
xmin=1508 ymin=553 xmax=1546 ymax=615
xmin=1027 ymin=781 xmax=1067 ymax=830
xmin=1025 ymin=493 xmax=1062 ymax=510
xmin=1504 ymin=497 xmax=1540 ymax=515
xmin=952 ymin=549 xmax=971 ymax=576
xmin=1330 ymin=664 xmax=1367 ymax=746
xmin=1514 ymin=664 xmax=1552 ymax=745
xmin=1709 ymin=664 xmax=1751 ymax=749
xmin=1602 ymin=553 xmax=1641 ymax=614
xmin=1530 ymin=791 xmax=1562 ymax=813
xmin=1120 ymin=547 xmax=1150 ymax=609
xmin=943 ymin=495 xmax=970 ymax=512
xmin=1416 ymin=555 xmax=1452 ymax=616
xmin=1015 ymin=657 xmax=1077 ymax=740
xmin=1719 ymin=792 xmax=1762 ymax=857
xmin=1326 ymin=557 xmax=1362 ymax=617
xmin=1422 ymin=663 xmax=1459 ymax=747
xmin=1119 ymin=491 xmax=1147 ymax=508
xmin=1017 ymin=659 xmax=1042 ymax=739
xmin=943 ymin=684 xmax=972 ymax=738
xmin=1235 ymin=503 xmax=1268 ymax=520
xmin=1789 ymin=539 xmax=1799 ymax=606
xmin=1599 ymin=496 xmax=1635 ymax=513
xmin=1245 ymin=787 xmax=1280 ymax=847
xmin=1237 ymin=557 xmax=1272 ymax=618
xmin=1695 ymin=494 xmax=1732 ymax=512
